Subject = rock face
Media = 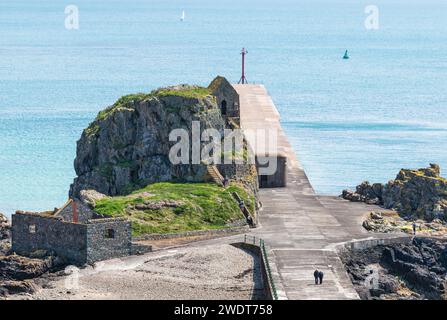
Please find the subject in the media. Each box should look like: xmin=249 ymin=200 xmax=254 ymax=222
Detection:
xmin=1 ymin=213 xmax=66 ymax=297
xmin=79 ymin=189 xmax=108 ymax=207
xmin=0 ymin=255 xmax=55 ymax=281
xmin=0 ymin=213 xmax=10 ymax=241
xmin=0 ymin=213 xmax=11 ymax=255
xmin=362 ymin=211 xmax=447 ymax=236
xmin=341 ymin=238 xmax=447 ymax=300
xmin=129 ymin=199 xmax=184 ymax=211
xmin=70 ymin=78 xmax=258 ymax=199
xmin=70 ymin=84 xmax=222 ymax=197
xmin=0 ymin=253 xmax=63 ymax=297
xmin=342 ymin=164 xmax=447 ymax=221
xmin=342 ymin=182 xmax=383 ymax=205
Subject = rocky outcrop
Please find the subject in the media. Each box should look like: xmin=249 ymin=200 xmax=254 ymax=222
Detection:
xmin=342 ymin=164 xmax=447 ymax=221
xmin=0 ymin=280 xmax=38 ymax=297
xmin=0 ymin=213 xmax=9 ymax=240
xmin=341 ymin=238 xmax=447 ymax=300
xmin=0 ymin=254 xmax=57 ymax=281
xmin=70 ymin=85 xmax=221 ymax=197
xmin=129 ymin=199 xmax=184 ymax=211
xmin=0 ymin=212 xmax=66 ymax=298
xmin=0 ymin=253 xmax=64 ymax=297
xmin=79 ymin=189 xmax=108 ymax=208
xmin=69 ymin=78 xmax=258 ymax=199
xmin=0 ymin=213 xmax=10 ymax=255
xmin=362 ymin=211 xmax=447 ymax=236
xmin=342 ymin=182 xmax=383 ymax=205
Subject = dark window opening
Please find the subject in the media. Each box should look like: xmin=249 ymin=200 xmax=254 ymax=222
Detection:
xmin=221 ymin=100 xmax=227 ymax=115
xmin=105 ymin=229 xmax=115 ymax=239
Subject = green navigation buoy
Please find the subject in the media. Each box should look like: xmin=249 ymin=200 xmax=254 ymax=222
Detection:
xmin=343 ymin=50 xmax=349 ymax=60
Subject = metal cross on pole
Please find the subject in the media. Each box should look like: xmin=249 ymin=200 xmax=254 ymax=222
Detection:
xmin=238 ymin=48 xmax=248 ymax=84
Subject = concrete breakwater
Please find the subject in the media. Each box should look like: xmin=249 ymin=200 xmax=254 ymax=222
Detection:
xmin=235 ymin=84 xmax=410 ymax=300
xmin=2 ymin=82 xmax=432 ymax=300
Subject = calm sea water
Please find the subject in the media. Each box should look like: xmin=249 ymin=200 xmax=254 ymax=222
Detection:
xmin=1 ymin=0 xmax=447 ymax=216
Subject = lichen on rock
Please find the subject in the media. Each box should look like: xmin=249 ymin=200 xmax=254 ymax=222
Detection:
xmin=342 ymin=164 xmax=447 ymax=221
xmin=362 ymin=211 xmax=447 ymax=236
xmin=0 ymin=213 xmax=9 ymax=240
xmin=0 ymin=213 xmax=11 ymax=255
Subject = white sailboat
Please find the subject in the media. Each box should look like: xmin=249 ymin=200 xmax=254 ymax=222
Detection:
xmin=180 ymin=10 xmax=185 ymax=22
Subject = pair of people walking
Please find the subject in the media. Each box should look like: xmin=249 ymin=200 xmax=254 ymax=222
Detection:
xmin=313 ymin=269 xmax=324 ymax=285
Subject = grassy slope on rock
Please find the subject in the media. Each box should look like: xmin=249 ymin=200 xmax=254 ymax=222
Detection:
xmin=85 ymin=86 xmax=211 ymax=136
xmin=94 ymin=182 xmax=253 ymax=236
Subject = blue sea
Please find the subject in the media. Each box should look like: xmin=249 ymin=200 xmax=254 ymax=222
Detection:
xmin=1 ymin=0 xmax=447 ymax=216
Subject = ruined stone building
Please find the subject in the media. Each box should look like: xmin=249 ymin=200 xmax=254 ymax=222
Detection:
xmin=209 ymin=76 xmax=240 ymax=119
xmin=11 ymin=199 xmax=134 ymax=265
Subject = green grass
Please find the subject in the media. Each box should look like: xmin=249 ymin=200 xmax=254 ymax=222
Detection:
xmin=96 ymin=93 xmax=149 ymax=122
xmin=84 ymin=86 xmax=212 ymax=136
xmin=152 ymin=87 xmax=211 ymax=99
xmin=399 ymin=167 xmax=447 ymax=183
xmin=94 ymin=182 xmax=253 ymax=236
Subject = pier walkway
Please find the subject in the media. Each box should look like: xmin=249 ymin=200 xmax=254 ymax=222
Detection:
xmin=232 ymin=84 xmax=405 ymax=300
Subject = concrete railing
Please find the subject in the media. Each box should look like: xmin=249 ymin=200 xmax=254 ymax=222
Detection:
xmin=334 ymin=235 xmax=412 ymax=254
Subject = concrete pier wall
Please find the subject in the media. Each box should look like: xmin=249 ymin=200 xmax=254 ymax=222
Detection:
xmin=233 ymin=83 xmax=409 ymax=300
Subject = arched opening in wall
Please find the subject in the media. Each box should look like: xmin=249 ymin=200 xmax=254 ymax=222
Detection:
xmin=221 ymin=100 xmax=227 ymax=115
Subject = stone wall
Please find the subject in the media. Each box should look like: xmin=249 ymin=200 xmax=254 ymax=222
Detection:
xmin=133 ymin=224 xmax=249 ymax=241
xmin=218 ymin=163 xmax=254 ymax=180
xmin=11 ymin=213 xmax=88 ymax=265
xmin=86 ymin=218 xmax=132 ymax=264
xmin=56 ymin=200 xmax=100 ymax=224
xmin=218 ymin=163 xmax=259 ymax=210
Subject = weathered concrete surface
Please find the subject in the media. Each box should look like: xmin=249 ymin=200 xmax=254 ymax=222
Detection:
xmin=233 ymin=84 xmax=407 ymax=300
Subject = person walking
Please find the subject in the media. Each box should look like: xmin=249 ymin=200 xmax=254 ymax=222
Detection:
xmin=313 ymin=270 xmax=319 ymax=285
xmin=318 ymin=271 xmax=324 ymax=285
xmin=412 ymin=222 xmax=417 ymax=235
